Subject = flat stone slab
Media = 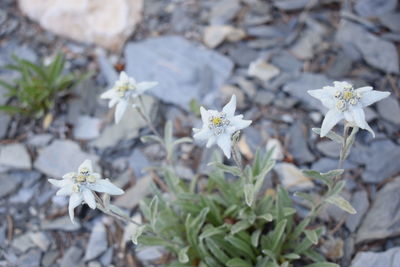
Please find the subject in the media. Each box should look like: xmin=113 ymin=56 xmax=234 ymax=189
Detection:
xmin=125 ymin=36 xmax=234 ymax=110
xmin=351 ymin=247 xmax=400 ymax=267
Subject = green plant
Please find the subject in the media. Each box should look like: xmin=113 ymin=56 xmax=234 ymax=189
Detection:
xmin=134 ymin=123 xmax=344 ymax=267
xmin=0 ymin=53 xmax=87 ymax=118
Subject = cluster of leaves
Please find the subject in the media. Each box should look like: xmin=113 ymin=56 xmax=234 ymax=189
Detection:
xmin=135 ymin=123 xmax=344 ymax=267
xmin=0 ymin=53 xmax=87 ymax=118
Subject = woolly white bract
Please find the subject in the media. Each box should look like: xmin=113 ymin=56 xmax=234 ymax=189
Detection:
xmin=308 ymin=81 xmax=390 ymax=137
xmin=48 ymin=159 xmax=124 ymax=223
xmin=193 ymin=95 xmax=252 ymax=158
xmin=100 ymin=71 xmax=158 ymax=124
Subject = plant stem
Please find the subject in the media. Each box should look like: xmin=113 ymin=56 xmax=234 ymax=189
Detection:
xmin=94 ymin=193 xmax=141 ymax=226
xmin=136 ymin=95 xmax=162 ymax=139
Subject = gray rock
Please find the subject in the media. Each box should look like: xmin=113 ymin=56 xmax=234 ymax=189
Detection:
xmin=274 ymin=162 xmax=314 ymax=191
xmin=287 ymin=122 xmax=315 ymax=164
xmin=311 ymin=158 xmax=356 ymax=173
xmin=355 ymin=0 xmax=397 ymax=17
xmin=356 ymin=178 xmax=400 ymax=243
xmin=229 ymin=46 xmax=259 ymax=67
xmin=351 ymin=247 xmax=400 ymax=267
xmin=345 ymin=190 xmax=369 ymax=232
xmin=0 ymin=42 xmax=37 ymax=68
xmin=376 ymin=96 xmax=400 ymax=125
xmin=0 ymin=113 xmax=10 ymax=139
xmin=97 ymin=49 xmax=118 ymax=86
xmin=115 ymin=175 xmax=152 ymax=209
xmin=17 ymin=249 xmax=41 ymax=267
xmin=273 ymin=0 xmax=309 ymax=10
xmin=27 ymin=134 xmax=53 ymax=147
xmin=34 ymin=139 xmax=98 ymax=178
xmin=41 ymin=250 xmax=59 ymax=267
xmin=283 ymin=73 xmax=332 ymax=112
xmin=0 ymin=172 xmax=22 ymax=198
xmin=379 ymin=13 xmax=400 ymax=32
xmin=29 ymin=232 xmax=51 ymax=251
xmin=254 ymin=91 xmax=274 ymax=106
xmin=270 ymin=50 xmax=303 ymax=73
xmin=125 ymin=36 xmax=233 ymax=110
xmin=316 ymin=141 xmax=341 ymax=158
xmin=349 ymin=140 xmax=400 ymax=183
xmin=99 ymin=247 xmax=113 ymax=266
xmin=129 ymin=149 xmax=149 ymax=179
xmin=41 ymin=216 xmax=81 ymax=231
xmin=73 ymin=115 xmax=101 ymax=140
xmin=290 ymin=27 xmax=325 ymax=60
xmin=246 ymin=25 xmax=288 ymax=38
xmin=209 ymin=0 xmax=241 ymax=25
xmin=12 ymin=233 xmax=36 ymax=253
xmin=136 ymin=246 xmax=164 ymax=262
xmin=9 ymin=185 xmax=36 ymax=204
xmin=336 ymin=21 xmax=399 ymax=73
xmin=0 ymin=143 xmax=31 ymax=170
xmin=92 ymin=95 xmax=156 ymax=149
xmin=326 ymin=50 xmax=354 ymax=78
xmin=61 ymin=246 xmax=85 ymax=267
xmin=84 ymin=222 xmax=108 ymax=261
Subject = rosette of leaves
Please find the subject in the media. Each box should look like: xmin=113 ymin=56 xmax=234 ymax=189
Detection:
xmin=136 ymin=126 xmax=340 ymax=267
xmin=0 ymin=53 xmax=88 ymax=118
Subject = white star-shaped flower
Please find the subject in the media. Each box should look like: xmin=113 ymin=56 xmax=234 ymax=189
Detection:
xmin=193 ymin=95 xmax=252 ymax=158
xmin=48 ymin=159 xmax=124 ymax=223
xmin=100 ymin=71 xmax=158 ymax=124
xmin=308 ymin=81 xmax=390 ymax=137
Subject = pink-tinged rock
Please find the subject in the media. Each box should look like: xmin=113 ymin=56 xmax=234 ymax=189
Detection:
xmin=18 ymin=0 xmax=143 ymax=51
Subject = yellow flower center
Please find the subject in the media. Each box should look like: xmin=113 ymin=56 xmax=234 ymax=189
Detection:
xmin=343 ymin=91 xmax=354 ymax=101
xmin=212 ymin=117 xmax=223 ymax=126
xmin=87 ymin=175 xmax=96 ymax=183
xmin=76 ymin=174 xmax=86 ymax=183
xmin=72 ymin=184 xmax=80 ymax=193
xmin=336 ymin=100 xmax=346 ymax=110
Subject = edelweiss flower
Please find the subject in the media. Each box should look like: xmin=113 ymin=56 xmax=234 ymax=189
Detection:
xmin=48 ymin=159 xmax=124 ymax=223
xmin=100 ymin=71 xmax=158 ymax=124
xmin=308 ymin=81 xmax=390 ymax=137
xmin=193 ymin=95 xmax=252 ymax=158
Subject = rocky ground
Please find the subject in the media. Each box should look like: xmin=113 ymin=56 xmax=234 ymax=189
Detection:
xmin=1 ymin=0 xmax=400 ymax=266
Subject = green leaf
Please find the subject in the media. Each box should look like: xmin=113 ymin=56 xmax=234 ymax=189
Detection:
xmin=329 ymin=180 xmax=346 ymax=197
xmin=302 ymin=170 xmax=332 ymax=188
xmin=204 ymin=238 xmax=230 ymax=264
xmin=244 ymin=184 xmax=255 ymax=207
xmin=199 ymin=225 xmax=225 ymax=240
xmin=304 ymin=229 xmax=318 ymax=245
xmin=325 ymin=195 xmax=356 ymax=214
xmin=271 ymin=219 xmax=287 ymax=252
xmin=149 ymin=195 xmax=159 ymax=228
xmin=305 ymin=263 xmax=339 ymax=267
xmin=178 ymin=246 xmax=189 ymax=263
xmin=189 ymin=98 xmax=201 ymax=116
xmin=208 ymin=162 xmax=242 ymax=176
xmin=231 ymin=220 xmax=251 ymax=235
xmin=226 ymin=258 xmax=253 ymax=267
xmin=283 ymin=253 xmax=300 ymax=260
xmin=258 ymin=213 xmax=273 ymax=222
xmin=225 ymin=235 xmax=255 ymax=260
xmin=138 ymin=235 xmax=175 ymax=249
xmin=343 ymin=126 xmax=359 ymax=159
xmin=141 ymin=134 xmax=163 ymax=144
xmin=251 ymin=229 xmax=262 ymax=247
xmin=173 ymin=137 xmax=192 ymax=147
xmin=131 ymin=225 xmax=146 ymax=245
xmin=293 ymin=192 xmax=315 ymax=206
xmin=312 ymin=128 xmax=343 ymax=144
xmin=164 ymin=120 xmax=173 ymax=147
xmin=322 ymin=169 xmax=344 ymax=179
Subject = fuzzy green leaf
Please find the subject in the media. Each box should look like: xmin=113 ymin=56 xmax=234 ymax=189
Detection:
xmin=312 ymin=128 xmax=343 ymax=144
xmin=231 ymin=220 xmax=251 ymax=235
xmin=226 ymin=258 xmax=253 ymax=267
xmin=305 ymin=263 xmax=339 ymax=267
xmin=325 ymin=195 xmax=356 ymax=214
xmin=178 ymin=246 xmax=189 ymax=263
xmin=304 ymin=229 xmax=318 ymax=245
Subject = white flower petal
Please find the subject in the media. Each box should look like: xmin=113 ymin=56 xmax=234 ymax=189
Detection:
xmin=88 ymin=179 xmax=124 ymax=195
xmin=217 ymin=133 xmax=232 ymax=158
xmin=82 ymin=188 xmax=96 ymax=209
xmin=320 ymin=109 xmax=344 ymax=137
xmin=69 ymin=193 xmax=83 ymax=223
xmin=360 ymin=90 xmax=390 ymax=107
xmin=355 ymin=86 xmax=373 ymax=93
xmin=78 ymin=159 xmax=93 ymax=173
xmin=193 ymin=127 xmax=212 ymax=141
xmin=222 ymin=95 xmax=237 ymax=117
xmin=62 ymin=172 xmax=76 ymax=179
xmin=136 ymin=81 xmax=158 ymax=94
xmin=200 ymin=106 xmax=209 ymax=125
xmin=307 ymin=89 xmax=335 ymax=109
xmin=206 ymin=135 xmax=216 ymax=148
xmin=230 ymin=116 xmax=252 ymax=131
xmin=56 ymin=184 xmax=74 ymax=196
xmin=119 ymin=71 xmax=129 ymax=83
xmin=128 ymin=77 xmax=136 ymax=85
xmin=115 ymin=100 xmax=128 ymax=124
xmin=352 ymin=108 xmax=375 ymax=137
xmin=100 ymin=89 xmax=116 ymax=99
xmin=48 ymin=178 xmax=70 ymax=188
xmin=108 ymin=97 xmax=119 ymax=108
